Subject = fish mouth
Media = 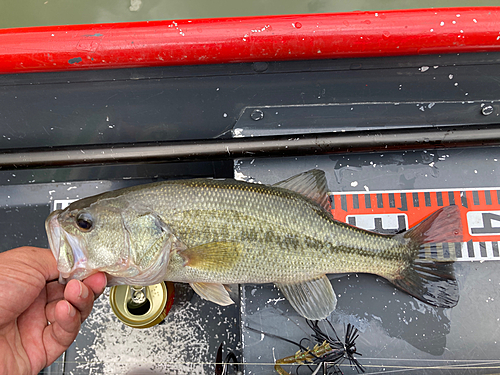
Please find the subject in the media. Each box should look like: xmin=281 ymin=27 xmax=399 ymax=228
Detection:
xmin=46 ymin=210 xmax=94 ymax=284
xmin=46 ymin=210 xmax=62 ymax=270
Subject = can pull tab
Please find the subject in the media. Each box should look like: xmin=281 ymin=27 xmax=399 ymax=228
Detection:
xmin=129 ymin=286 xmax=147 ymax=305
xmin=126 ymin=285 xmax=151 ymax=315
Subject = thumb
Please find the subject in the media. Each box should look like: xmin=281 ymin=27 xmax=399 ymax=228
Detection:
xmin=0 ymin=247 xmax=59 ymax=324
xmin=1 ymin=247 xmax=59 ymax=282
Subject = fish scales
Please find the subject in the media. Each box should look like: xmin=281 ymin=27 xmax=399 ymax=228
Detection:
xmin=46 ymin=169 xmax=462 ymax=320
xmin=147 ymin=179 xmax=406 ymax=284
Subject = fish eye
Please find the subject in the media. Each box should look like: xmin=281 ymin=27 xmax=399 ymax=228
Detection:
xmin=76 ymin=212 xmax=94 ymax=232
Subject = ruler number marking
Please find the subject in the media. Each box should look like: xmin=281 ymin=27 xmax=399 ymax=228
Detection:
xmin=468 ymin=211 xmax=500 ymax=235
xmin=346 ymin=214 xmax=408 ymax=235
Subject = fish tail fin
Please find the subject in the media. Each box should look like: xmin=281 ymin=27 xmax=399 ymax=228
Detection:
xmin=388 ymin=205 xmax=463 ymax=308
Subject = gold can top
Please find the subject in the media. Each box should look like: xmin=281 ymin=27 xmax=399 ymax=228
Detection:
xmin=109 ymin=282 xmax=171 ymax=329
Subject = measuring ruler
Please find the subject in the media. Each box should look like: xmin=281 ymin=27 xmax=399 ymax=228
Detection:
xmin=330 ymin=188 xmax=500 ymax=262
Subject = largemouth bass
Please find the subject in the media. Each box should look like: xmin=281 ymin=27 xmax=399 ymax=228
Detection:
xmin=46 ymin=170 xmax=462 ymax=320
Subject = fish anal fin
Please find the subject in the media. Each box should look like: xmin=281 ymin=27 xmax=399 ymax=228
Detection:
xmin=389 ymin=205 xmax=462 ymax=308
xmin=180 ymin=242 xmax=242 ymax=271
xmin=190 ymin=282 xmax=234 ymax=306
xmin=275 ymin=274 xmax=337 ymax=321
xmin=272 ymin=169 xmax=331 ymax=212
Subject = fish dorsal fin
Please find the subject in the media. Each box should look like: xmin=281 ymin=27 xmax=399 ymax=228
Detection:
xmin=275 ymin=274 xmax=337 ymax=320
xmin=273 ymin=169 xmax=331 ymax=212
xmin=190 ymin=282 xmax=234 ymax=306
xmin=179 ymin=242 xmax=242 ymax=271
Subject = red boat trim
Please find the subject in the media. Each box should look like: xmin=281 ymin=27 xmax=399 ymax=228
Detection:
xmin=1 ymin=7 xmax=499 ymax=74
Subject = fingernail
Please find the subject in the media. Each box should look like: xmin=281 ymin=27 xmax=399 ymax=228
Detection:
xmin=79 ymin=283 xmax=89 ymax=299
xmin=67 ymin=302 xmax=76 ymax=317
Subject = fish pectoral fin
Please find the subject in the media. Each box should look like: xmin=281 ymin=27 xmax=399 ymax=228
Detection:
xmin=275 ymin=275 xmax=337 ymax=321
xmin=180 ymin=242 xmax=242 ymax=271
xmin=272 ymin=169 xmax=331 ymax=212
xmin=190 ymin=282 xmax=234 ymax=306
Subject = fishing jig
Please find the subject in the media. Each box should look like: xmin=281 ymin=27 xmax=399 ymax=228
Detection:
xmin=248 ymin=320 xmax=364 ymax=375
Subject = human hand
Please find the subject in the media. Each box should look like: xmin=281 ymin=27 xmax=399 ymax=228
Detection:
xmin=0 ymin=246 xmax=107 ymax=375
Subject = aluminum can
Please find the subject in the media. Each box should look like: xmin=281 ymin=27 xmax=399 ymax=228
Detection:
xmin=110 ymin=282 xmax=175 ymax=328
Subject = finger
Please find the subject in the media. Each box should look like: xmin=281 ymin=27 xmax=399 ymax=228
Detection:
xmin=3 ymin=247 xmax=59 ymax=282
xmin=43 ymin=300 xmax=82 ymax=366
xmin=47 ymin=273 xmax=106 ymax=323
xmin=83 ymin=272 xmax=107 ymax=299
xmin=46 ymin=281 xmax=66 ymax=323
xmin=16 ymin=288 xmax=49 ymax=372
xmin=0 ymin=247 xmax=58 ymax=323
xmin=28 ymin=247 xmax=60 ymax=282
xmin=64 ymin=279 xmax=95 ymax=322
xmin=46 ymin=280 xmax=65 ymax=303
xmin=45 ymin=300 xmax=59 ymax=324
